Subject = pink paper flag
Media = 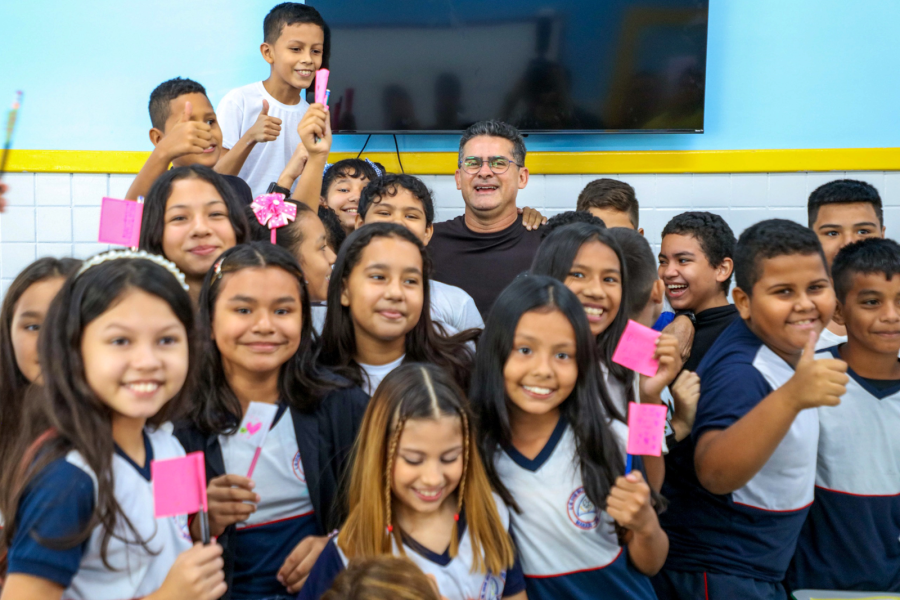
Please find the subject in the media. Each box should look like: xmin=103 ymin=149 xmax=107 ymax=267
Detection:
xmin=315 ymin=69 xmax=330 ymax=104
xmin=151 ymin=451 xmax=207 ymax=518
xmin=611 ymin=319 xmax=661 ymax=377
xmin=98 ymin=197 xmax=143 ymax=247
xmin=626 ymin=402 xmax=668 ymax=456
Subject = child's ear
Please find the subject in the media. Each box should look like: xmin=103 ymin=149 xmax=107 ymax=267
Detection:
xmin=651 ymin=279 xmax=665 ymax=305
xmin=638 ymin=227 xmax=645 ymax=237
xmin=340 ymin=285 xmax=351 ymax=307
xmin=422 ymin=223 xmax=434 ymax=246
xmin=832 ymin=300 xmax=846 ymax=327
xmin=319 ymin=196 xmax=328 ymax=207
xmin=732 ymin=286 xmax=751 ymax=320
xmin=149 ymin=128 xmax=164 ymax=147
xmin=715 ymin=258 xmax=735 ymax=284
xmin=354 ymin=214 xmax=365 ymax=230
xmin=260 ymin=43 xmax=275 ymax=65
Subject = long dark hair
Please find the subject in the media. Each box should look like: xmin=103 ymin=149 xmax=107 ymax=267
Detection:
xmin=190 ymin=242 xmax=344 ymax=435
xmin=470 ymin=275 xmax=624 ymax=514
xmin=139 ymin=164 xmax=250 ymax=258
xmin=0 ymin=257 xmax=82 ymax=470
xmin=531 ymin=223 xmax=633 ymax=388
xmin=0 ymin=255 xmax=195 ymax=572
xmin=320 ymin=223 xmax=477 ymax=391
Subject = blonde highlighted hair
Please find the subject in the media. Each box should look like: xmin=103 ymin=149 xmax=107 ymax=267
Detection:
xmin=338 ymin=363 xmax=515 ymax=575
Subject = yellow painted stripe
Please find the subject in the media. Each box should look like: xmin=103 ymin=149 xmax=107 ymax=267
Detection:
xmin=3 ymin=147 xmax=899 ymax=175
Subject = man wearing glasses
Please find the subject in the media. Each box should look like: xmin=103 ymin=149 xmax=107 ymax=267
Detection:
xmin=428 ymin=120 xmax=542 ymax=316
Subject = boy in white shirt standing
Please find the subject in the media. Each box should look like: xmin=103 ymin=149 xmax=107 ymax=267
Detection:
xmin=217 ymin=3 xmax=328 ymax=197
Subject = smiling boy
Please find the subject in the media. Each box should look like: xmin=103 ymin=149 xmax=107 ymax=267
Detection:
xmin=808 ymin=179 xmax=885 ymax=348
xmin=653 ymin=220 xmax=848 ymax=600
xmin=217 ymin=3 xmax=328 ymax=197
xmin=787 ymin=238 xmax=900 ymax=593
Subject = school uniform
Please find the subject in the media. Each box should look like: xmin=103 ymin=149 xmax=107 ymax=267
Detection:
xmin=359 ymin=354 xmax=405 ymax=396
xmin=175 ymin=380 xmax=369 ymax=600
xmin=494 ymin=416 xmax=657 ymax=600
xmin=785 ymin=346 xmax=900 ymax=592
xmin=653 ymin=318 xmax=818 ymax=600
xmin=5 ymin=424 xmax=193 ymax=599
xmin=298 ymin=495 xmax=526 ymax=600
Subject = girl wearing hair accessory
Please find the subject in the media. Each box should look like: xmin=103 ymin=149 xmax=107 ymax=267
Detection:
xmin=139 ymin=164 xmax=250 ymax=303
xmin=0 ymin=257 xmax=81 ymax=471
xmin=320 ymin=223 xmax=478 ymax=396
xmin=0 ymin=250 xmax=226 ymax=600
xmin=299 ymin=363 xmax=526 ymax=600
xmin=470 ymin=275 xmax=667 ymax=600
xmin=174 ymin=242 xmax=368 ymax=599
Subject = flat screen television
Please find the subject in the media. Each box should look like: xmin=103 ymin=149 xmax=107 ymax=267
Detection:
xmin=310 ymin=0 xmax=709 ymax=134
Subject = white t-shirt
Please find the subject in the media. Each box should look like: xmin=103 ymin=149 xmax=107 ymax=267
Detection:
xmin=359 ymin=354 xmax=406 ymax=396
xmin=816 ymin=326 xmax=846 ymax=351
xmin=430 ymin=280 xmax=484 ymax=332
xmin=217 ymin=82 xmax=309 ymax=198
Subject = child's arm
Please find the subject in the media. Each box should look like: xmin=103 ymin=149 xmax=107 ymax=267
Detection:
xmin=125 ymin=101 xmax=213 ymax=200
xmin=606 ymin=471 xmax=669 ymax=576
xmin=144 ymin=543 xmax=226 ymax=600
xmin=0 ymin=574 xmax=64 ymax=600
xmin=189 ymin=474 xmax=259 ymax=540
xmin=694 ymin=333 xmax=847 ymax=495
xmin=277 ymin=534 xmax=330 ymax=594
xmin=291 ymin=104 xmax=332 ymax=212
xmin=214 ymin=100 xmax=282 ymax=176
xmin=669 ymin=370 xmax=700 ymax=442
xmin=636 ymin=334 xmax=682 ymax=491
xmin=274 ymin=141 xmax=309 ymax=193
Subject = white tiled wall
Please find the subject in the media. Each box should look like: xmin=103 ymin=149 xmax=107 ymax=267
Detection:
xmin=2 ymin=171 xmax=899 ymax=299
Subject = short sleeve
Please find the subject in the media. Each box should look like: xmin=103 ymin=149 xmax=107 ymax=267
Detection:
xmin=503 ymin=532 xmax=526 ymax=596
xmin=692 ymin=361 xmax=772 ymax=443
xmin=216 ymin=90 xmax=245 ymax=150
xmin=295 ymin=538 xmax=345 ymax=600
xmin=459 ymin=293 xmax=485 ymax=330
xmin=6 ymin=459 xmax=95 ymax=586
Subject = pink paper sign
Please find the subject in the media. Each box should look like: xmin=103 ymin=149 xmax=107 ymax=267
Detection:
xmin=98 ymin=197 xmax=143 ymax=247
xmin=611 ymin=319 xmax=661 ymax=377
xmin=151 ymin=451 xmax=207 ymax=518
xmin=315 ymin=69 xmax=330 ymax=104
xmin=626 ymin=402 xmax=668 ymax=456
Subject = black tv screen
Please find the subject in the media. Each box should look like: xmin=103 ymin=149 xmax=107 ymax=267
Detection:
xmin=311 ymin=0 xmax=709 ymax=134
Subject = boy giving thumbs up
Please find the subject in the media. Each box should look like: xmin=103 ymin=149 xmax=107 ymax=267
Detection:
xmin=652 ymin=219 xmax=848 ymax=600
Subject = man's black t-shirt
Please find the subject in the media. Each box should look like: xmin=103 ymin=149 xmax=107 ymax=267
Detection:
xmin=428 ymin=214 xmax=543 ymax=317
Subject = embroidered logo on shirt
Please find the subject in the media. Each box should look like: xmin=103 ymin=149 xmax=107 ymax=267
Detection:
xmin=479 ymin=570 xmax=505 ymax=600
xmin=292 ymin=451 xmax=306 ymax=483
xmin=567 ymin=487 xmax=599 ymax=530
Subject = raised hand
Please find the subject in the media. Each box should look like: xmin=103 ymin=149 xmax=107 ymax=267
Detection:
xmin=246 ymin=99 xmax=282 ymax=144
xmin=605 ymin=470 xmax=656 ymax=536
xmin=298 ymin=103 xmax=332 ymax=157
xmin=640 ymin=333 xmax=683 ymax=402
xmin=149 ymin=543 xmax=226 ymax=600
xmin=783 ymin=331 xmax=847 ymax=411
xmin=158 ymin=101 xmax=213 ymax=161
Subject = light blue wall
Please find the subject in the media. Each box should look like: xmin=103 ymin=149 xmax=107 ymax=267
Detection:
xmin=1 ymin=0 xmax=897 ymax=154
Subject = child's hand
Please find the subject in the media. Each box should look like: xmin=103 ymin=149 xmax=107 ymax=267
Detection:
xmin=198 ymin=474 xmax=258 ymax=538
xmin=278 ymin=142 xmax=310 ymax=190
xmin=606 ymin=471 xmax=656 ymax=536
xmin=277 ymin=535 xmax=329 ymax=593
xmin=246 ymin=99 xmax=282 ymax=144
xmin=151 ymin=542 xmax=226 ymax=600
xmin=784 ymin=331 xmax=847 ymax=412
xmin=518 ymin=206 xmax=547 ymax=230
xmin=298 ymin=103 xmax=332 ymax=157
xmin=639 ymin=333 xmax=683 ymax=402
xmin=661 ymin=314 xmax=695 ymax=361
xmin=158 ymin=101 xmax=214 ymax=162
xmin=670 ymin=370 xmax=700 ymax=441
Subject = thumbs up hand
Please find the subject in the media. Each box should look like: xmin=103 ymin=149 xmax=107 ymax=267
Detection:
xmin=783 ymin=331 xmax=847 ymax=411
xmin=246 ymin=99 xmax=282 ymax=144
xmin=159 ymin=100 xmax=214 ymax=160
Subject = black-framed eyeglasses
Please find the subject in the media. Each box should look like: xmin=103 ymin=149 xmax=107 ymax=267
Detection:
xmin=460 ymin=156 xmax=521 ymax=175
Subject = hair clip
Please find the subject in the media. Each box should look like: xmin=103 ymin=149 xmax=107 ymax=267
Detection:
xmin=364 ymin=158 xmax=383 ymax=178
xmin=76 ymin=249 xmax=189 ymax=292
xmin=322 ymin=163 xmax=333 ymax=176
xmin=213 ymin=257 xmax=225 ymax=282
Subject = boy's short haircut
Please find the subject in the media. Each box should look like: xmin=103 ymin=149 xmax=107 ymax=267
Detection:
xmin=576 ymin=178 xmax=639 ymax=228
xmin=831 ymin=237 xmax=900 ymax=304
xmin=264 ymin=2 xmax=330 ymax=48
xmin=318 ymin=205 xmax=346 ymax=252
xmin=662 ymin=211 xmax=736 ymax=293
xmin=457 ymin=120 xmax=526 ymax=167
xmin=321 ymin=159 xmax=379 ymax=197
xmin=807 ymin=179 xmax=883 ymax=228
xmin=607 ymin=228 xmax=658 ymax=318
xmin=541 ymin=210 xmax=606 ymax=239
xmin=734 ymin=219 xmax=826 ymax=295
xmin=148 ymin=77 xmax=207 ymax=130
xmin=358 ymin=174 xmax=435 ymax=225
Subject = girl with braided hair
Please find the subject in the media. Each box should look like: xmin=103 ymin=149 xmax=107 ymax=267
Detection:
xmin=298 ymin=363 xmax=525 ymax=600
